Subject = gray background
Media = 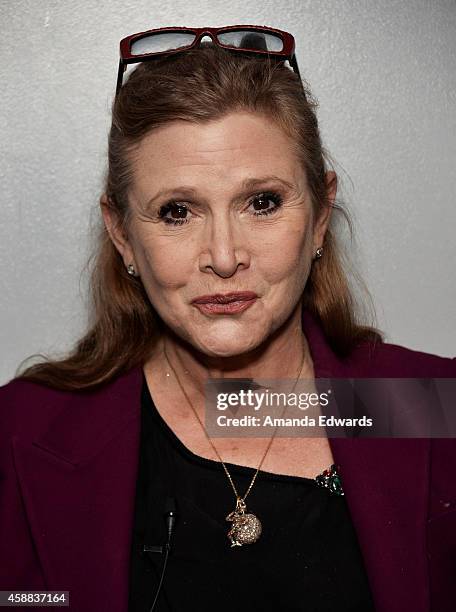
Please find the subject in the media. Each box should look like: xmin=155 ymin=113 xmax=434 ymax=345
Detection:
xmin=1 ymin=0 xmax=455 ymax=385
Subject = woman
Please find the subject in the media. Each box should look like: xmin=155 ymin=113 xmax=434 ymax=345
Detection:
xmin=1 ymin=26 xmax=455 ymax=612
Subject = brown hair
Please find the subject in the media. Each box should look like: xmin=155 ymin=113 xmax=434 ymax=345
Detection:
xmin=15 ymin=43 xmax=382 ymax=391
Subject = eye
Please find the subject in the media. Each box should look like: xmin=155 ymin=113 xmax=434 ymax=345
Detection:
xmin=158 ymin=202 xmax=191 ymax=225
xmin=248 ymin=192 xmax=283 ymax=216
xmin=157 ymin=191 xmax=284 ymax=226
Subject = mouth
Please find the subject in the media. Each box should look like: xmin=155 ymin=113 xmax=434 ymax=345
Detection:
xmin=191 ymin=291 xmax=258 ymax=315
xmin=192 ymin=291 xmax=258 ymax=304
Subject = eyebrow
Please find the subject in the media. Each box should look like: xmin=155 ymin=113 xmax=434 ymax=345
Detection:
xmin=141 ymin=175 xmax=296 ymax=210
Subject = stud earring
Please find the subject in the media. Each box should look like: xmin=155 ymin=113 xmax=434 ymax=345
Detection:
xmin=127 ymin=264 xmax=137 ymax=276
xmin=314 ymin=247 xmax=324 ymax=260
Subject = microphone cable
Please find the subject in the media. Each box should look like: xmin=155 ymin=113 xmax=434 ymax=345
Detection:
xmin=143 ymin=497 xmax=178 ymax=612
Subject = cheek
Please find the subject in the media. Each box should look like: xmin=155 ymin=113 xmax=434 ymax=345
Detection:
xmin=135 ymin=234 xmax=193 ymax=291
xmin=257 ymin=224 xmax=313 ymax=284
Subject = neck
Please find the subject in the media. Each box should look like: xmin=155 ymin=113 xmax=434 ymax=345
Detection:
xmin=148 ymin=309 xmax=315 ymax=399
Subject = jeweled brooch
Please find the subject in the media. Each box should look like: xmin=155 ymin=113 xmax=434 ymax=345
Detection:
xmin=315 ymin=463 xmax=344 ymax=495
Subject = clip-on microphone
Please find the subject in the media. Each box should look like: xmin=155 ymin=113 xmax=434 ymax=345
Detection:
xmin=142 ymin=497 xmax=178 ymax=612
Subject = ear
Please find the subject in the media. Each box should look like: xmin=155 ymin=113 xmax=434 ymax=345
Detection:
xmin=99 ymin=194 xmax=136 ymax=267
xmin=313 ymin=171 xmax=337 ymax=249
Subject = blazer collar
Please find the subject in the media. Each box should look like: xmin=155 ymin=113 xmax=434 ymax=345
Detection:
xmin=13 ymin=310 xmax=429 ymax=611
xmin=302 ymin=310 xmax=430 ymax=611
xmin=12 ymin=367 xmax=143 ymax=611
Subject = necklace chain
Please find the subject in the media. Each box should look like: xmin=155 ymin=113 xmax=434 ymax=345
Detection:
xmin=162 ymin=339 xmax=307 ymax=505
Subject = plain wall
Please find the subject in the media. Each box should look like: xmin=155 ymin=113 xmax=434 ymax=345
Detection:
xmin=1 ymin=0 xmax=455 ymax=385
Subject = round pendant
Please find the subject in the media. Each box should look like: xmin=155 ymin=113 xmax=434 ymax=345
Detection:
xmin=226 ymin=510 xmax=262 ymax=547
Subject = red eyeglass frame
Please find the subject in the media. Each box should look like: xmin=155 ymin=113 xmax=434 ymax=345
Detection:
xmin=116 ymin=25 xmax=301 ymax=95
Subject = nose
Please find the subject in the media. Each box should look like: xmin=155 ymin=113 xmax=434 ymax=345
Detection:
xmin=198 ymin=212 xmax=250 ymax=278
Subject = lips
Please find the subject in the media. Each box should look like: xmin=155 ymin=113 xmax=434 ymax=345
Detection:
xmin=192 ymin=291 xmax=258 ymax=304
xmin=192 ymin=292 xmax=258 ymax=315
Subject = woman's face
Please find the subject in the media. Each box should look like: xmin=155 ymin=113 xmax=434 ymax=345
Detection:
xmin=102 ymin=111 xmax=334 ymax=357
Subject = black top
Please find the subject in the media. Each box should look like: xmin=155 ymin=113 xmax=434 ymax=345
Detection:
xmin=128 ymin=374 xmax=376 ymax=612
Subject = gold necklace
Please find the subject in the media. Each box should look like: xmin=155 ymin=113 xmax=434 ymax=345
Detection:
xmin=162 ymin=339 xmax=307 ymax=547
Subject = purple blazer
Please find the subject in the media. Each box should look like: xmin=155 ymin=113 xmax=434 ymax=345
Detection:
xmin=1 ymin=311 xmax=455 ymax=611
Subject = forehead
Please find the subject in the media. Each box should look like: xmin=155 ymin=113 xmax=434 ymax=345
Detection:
xmin=130 ymin=111 xmax=305 ymax=194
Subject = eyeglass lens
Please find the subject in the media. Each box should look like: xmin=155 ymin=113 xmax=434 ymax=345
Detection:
xmin=129 ymin=29 xmax=284 ymax=56
xmin=217 ymin=31 xmax=283 ymax=52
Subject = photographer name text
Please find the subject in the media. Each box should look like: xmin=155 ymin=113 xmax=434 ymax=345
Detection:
xmin=216 ymin=415 xmax=373 ymax=428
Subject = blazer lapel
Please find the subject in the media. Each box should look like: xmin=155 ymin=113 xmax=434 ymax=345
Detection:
xmin=302 ymin=311 xmax=430 ymax=612
xmin=12 ymin=367 xmax=143 ymax=612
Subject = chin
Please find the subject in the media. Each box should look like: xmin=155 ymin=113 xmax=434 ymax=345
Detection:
xmin=192 ymin=328 xmax=266 ymax=358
